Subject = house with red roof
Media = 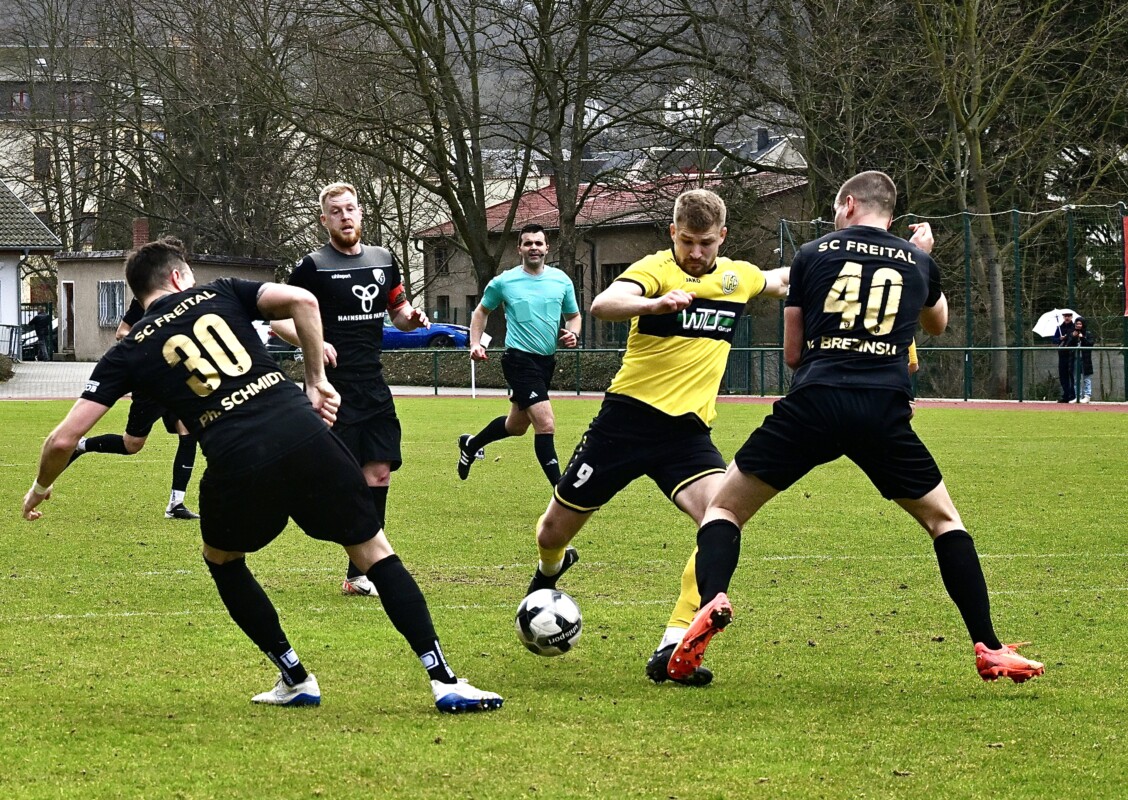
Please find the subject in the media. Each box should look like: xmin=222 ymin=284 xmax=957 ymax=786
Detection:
xmin=412 ymin=171 xmax=807 ymax=330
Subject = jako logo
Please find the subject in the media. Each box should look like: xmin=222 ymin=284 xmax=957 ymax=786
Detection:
xmin=680 ymin=308 xmax=737 ymax=332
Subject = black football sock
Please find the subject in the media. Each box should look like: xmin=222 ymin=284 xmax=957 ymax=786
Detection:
xmin=171 ymin=433 xmax=197 ymax=493
xmin=205 ymin=557 xmax=308 ymax=685
xmin=534 ymin=433 xmax=561 ymax=485
xmin=933 ymin=530 xmax=1002 ymax=649
xmin=467 ymin=416 xmax=511 ymax=452
xmin=83 ymin=434 xmax=131 ymax=455
xmin=695 ymin=519 xmax=742 ymax=606
xmin=348 ymin=485 xmax=390 ymax=579
xmin=365 ymin=555 xmax=456 ymax=683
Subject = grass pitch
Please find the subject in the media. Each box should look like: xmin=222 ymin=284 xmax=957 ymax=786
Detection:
xmin=1 ymin=397 xmax=1125 ymax=799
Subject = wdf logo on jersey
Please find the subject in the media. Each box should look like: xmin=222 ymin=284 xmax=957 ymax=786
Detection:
xmin=679 ymin=307 xmax=737 ymax=334
xmin=351 ymin=269 xmax=386 ymax=313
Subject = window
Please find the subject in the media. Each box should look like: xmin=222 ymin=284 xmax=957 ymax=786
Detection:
xmin=10 ymin=90 xmax=31 ymax=111
xmin=77 ymin=147 xmax=95 ymax=180
xmin=33 ymin=146 xmax=51 ymax=179
xmin=434 ymin=246 xmax=449 ymax=275
xmin=76 ymin=216 xmax=96 ymax=248
xmin=436 ymin=295 xmax=450 ymax=321
xmin=97 ymin=280 xmax=126 ymax=328
xmin=465 ymin=294 xmax=478 ymax=319
xmin=62 ymin=90 xmax=92 ymax=114
xmin=601 ymin=262 xmax=629 ymax=291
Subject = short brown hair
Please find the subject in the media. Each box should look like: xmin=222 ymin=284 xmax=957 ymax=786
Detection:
xmin=125 ymin=236 xmax=187 ymax=298
xmin=836 ymin=171 xmax=897 ymax=216
xmin=673 ymin=189 xmax=726 ymax=232
xmin=319 ymin=182 xmax=358 ymax=213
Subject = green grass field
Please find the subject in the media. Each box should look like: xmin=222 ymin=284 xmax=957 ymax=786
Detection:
xmin=1 ymin=397 xmax=1126 ymax=799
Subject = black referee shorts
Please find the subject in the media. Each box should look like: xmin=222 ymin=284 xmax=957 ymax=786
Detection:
xmin=198 ymin=428 xmax=380 ymax=553
xmin=554 ymin=400 xmax=726 ymax=513
xmin=502 ymin=349 xmax=555 ymax=410
xmin=733 ymin=385 xmax=942 ymax=500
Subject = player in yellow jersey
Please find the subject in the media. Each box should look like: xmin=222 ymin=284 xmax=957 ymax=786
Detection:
xmin=523 ymin=188 xmax=789 ymax=684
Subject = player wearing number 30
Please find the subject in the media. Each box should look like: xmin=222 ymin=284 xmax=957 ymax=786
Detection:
xmin=21 ymin=237 xmax=502 ymax=713
xmin=678 ymin=171 xmax=1044 ymax=686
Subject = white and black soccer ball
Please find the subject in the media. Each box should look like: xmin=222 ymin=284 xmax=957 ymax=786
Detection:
xmin=515 ymin=588 xmax=582 ymax=657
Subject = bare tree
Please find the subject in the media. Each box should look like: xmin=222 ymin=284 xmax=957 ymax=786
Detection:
xmin=910 ymin=0 xmax=1128 ymax=396
xmin=251 ymin=0 xmax=541 ymax=296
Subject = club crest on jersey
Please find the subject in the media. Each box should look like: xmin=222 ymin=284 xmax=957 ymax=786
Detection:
xmin=372 ymin=268 xmax=385 ymax=285
xmin=722 ymin=271 xmax=739 ymax=295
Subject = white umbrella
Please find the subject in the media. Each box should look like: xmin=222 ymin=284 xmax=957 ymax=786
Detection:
xmin=1032 ymin=308 xmax=1081 ymax=338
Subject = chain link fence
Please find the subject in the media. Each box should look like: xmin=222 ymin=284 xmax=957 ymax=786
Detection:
xmin=401 ymin=205 xmax=1126 ymax=400
xmin=780 ymin=205 xmax=1128 ymax=401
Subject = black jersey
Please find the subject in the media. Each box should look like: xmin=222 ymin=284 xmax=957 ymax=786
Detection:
xmin=787 ymin=225 xmax=942 ymax=395
xmin=287 ymin=244 xmax=408 ymax=383
xmin=122 ymin=298 xmax=144 ymax=327
xmin=82 ymin=278 xmax=325 ymax=471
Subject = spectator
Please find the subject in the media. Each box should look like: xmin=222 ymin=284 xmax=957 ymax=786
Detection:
xmin=1052 ymin=311 xmax=1077 ymax=402
xmin=1069 ymin=317 xmax=1095 ymax=403
xmin=30 ymin=311 xmax=52 ymax=362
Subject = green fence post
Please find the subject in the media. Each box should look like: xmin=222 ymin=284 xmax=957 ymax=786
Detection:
xmin=963 ymin=212 xmax=973 ymax=400
xmin=1013 ymin=209 xmax=1024 ymax=401
xmin=432 ymin=350 xmax=439 ymax=396
xmin=574 ymin=348 xmax=581 ymax=395
xmin=1121 ymin=204 xmax=1128 ymax=401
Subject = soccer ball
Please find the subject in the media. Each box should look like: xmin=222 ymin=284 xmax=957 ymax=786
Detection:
xmin=515 ymin=588 xmax=582 ymax=657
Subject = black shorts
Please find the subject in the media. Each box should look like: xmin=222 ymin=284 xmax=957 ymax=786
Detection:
xmin=502 ymin=349 xmax=555 ymax=410
xmin=332 ymin=379 xmax=402 ymax=470
xmin=554 ymin=398 xmax=726 ymax=513
xmin=125 ymin=394 xmax=180 ymax=438
xmin=198 ymin=428 xmax=379 ymax=552
xmin=733 ymin=385 xmax=942 ymax=500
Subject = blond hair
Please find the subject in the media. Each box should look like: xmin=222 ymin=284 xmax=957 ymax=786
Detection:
xmin=319 ymin=182 xmax=358 ymax=213
xmin=673 ymin=189 xmax=726 ymax=232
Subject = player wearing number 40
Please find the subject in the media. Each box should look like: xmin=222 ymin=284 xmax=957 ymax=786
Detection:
xmin=21 ymin=236 xmax=502 ymax=713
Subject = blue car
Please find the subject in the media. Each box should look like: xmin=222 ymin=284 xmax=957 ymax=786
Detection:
xmin=382 ymin=322 xmax=470 ymax=349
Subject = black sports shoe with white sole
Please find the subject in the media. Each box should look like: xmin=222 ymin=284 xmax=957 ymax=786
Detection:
xmin=526 ymin=546 xmax=579 ymax=594
xmin=645 ymin=643 xmax=713 ymax=686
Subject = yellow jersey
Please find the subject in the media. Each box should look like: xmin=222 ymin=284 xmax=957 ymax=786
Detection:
xmin=606 ymin=250 xmax=769 ymax=426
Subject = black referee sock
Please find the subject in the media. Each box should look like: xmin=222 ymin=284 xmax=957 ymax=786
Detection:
xmin=932 ymin=529 xmax=1002 ymax=649
xmin=204 ymin=557 xmax=309 ymax=686
xmin=365 ymin=555 xmax=456 ymax=683
xmin=534 ymin=433 xmax=561 ymax=485
xmin=347 ymin=486 xmax=389 ymax=579
xmin=468 ymin=416 xmax=511 ymax=453
xmin=83 ymin=434 xmax=130 ymax=455
xmin=695 ymin=519 xmax=742 ymax=605
xmin=171 ymin=433 xmax=197 ymax=493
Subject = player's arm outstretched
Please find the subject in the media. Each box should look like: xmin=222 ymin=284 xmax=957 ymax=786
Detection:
xmin=760 ymin=267 xmax=790 ymax=299
xmin=23 ymin=398 xmax=113 ymax=520
xmin=589 ymin=280 xmax=694 ymax=321
xmin=258 ymin=284 xmax=339 ymax=426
